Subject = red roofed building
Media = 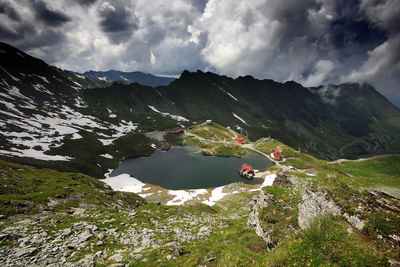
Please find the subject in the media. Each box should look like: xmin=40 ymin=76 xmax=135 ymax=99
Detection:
xmin=234 ymin=137 xmax=247 ymax=144
xmin=172 ymin=129 xmax=185 ymax=134
xmin=271 ymin=151 xmax=282 ymax=161
xmin=238 ymin=164 xmax=254 ymax=179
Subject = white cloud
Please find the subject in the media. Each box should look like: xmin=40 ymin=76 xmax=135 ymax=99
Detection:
xmin=303 ymin=60 xmax=335 ymax=87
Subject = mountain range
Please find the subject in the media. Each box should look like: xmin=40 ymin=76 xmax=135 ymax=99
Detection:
xmin=74 ymin=70 xmax=175 ymax=87
xmin=1 ymin=41 xmax=400 ymax=177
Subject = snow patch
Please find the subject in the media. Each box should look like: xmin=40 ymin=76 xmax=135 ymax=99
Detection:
xmin=74 ymin=96 xmax=87 ymax=108
xmin=148 ymin=105 xmax=189 ymax=122
xmin=138 ymin=193 xmax=153 ymax=198
xmin=32 ymin=83 xmax=54 ymax=95
xmin=202 ymin=186 xmax=227 ymax=206
xmin=167 ymin=189 xmax=208 ymax=205
xmin=100 ymin=153 xmax=113 ymax=159
xmin=0 ymin=66 xmax=19 ymax=82
xmin=71 ymin=133 xmax=83 ymax=140
xmin=262 ymin=174 xmax=276 ymax=187
xmin=0 ymin=148 xmax=72 ymax=161
xmin=101 ymin=173 xmax=146 ymax=193
xmin=33 ymin=74 xmax=49 ymax=83
xmin=98 ymin=138 xmax=115 ymax=146
xmin=233 ymin=112 xmax=248 ymax=125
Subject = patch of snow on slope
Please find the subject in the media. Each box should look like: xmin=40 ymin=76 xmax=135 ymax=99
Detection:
xmin=166 ymin=189 xmax=208 ymax=205
xmin=107 ymin=108 xmax=117 ymax=118
xmin=0 ymin=92 xmax=13 ymax=100
xmin=72 ymin=81 xmax=82 ymax=88
xmin=226 ymin=91 xmax=238 ymax=101
xmin=0 ymin=148 xmax=72 ymax=161
xmin=8 ymin=86 xmax=32 ymax=101
xmin=218 ymin=86 xmax=238 ymax=101
xmin=0 ymin=66 xmax=19 ymax=82
xmin=233 ymin=112 xmax=248 ymax=125
xmin=98 ymin=76 xmax=107 ymax=81
xmin=100 ymin=153 xmax=113 ymax=159
xmin=262 ymin=174 xmax=276 ymax=187
xmin=120 ymin=75 xmax=128 ymax=81
xmin=0 ymin=100 xmax=24 ymax=116
xmin=148 ymin=105 xmax=189 ymax=122
xmin=101 ymin=174 xmax=146 ymax=193
xmin=75 ymin=74 xmax=86 ymax=79
xmin=33 ymin=74 xmax=49 ymax=83
xmin=74 ymin=96 xmax=87 ymax=108
xmin=32 ymin=83 xmax=54 ymax=95
xmin=202 ymin=186 xmax=227 ymax=206
xmin=98 ymin=138 xmax=115 ymax=146
xmin=71 ymin=133 xmax=83 ymax=140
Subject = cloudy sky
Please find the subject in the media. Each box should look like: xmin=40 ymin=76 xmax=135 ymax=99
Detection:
xmin=0 ymin=0 xmax=399 ymax=100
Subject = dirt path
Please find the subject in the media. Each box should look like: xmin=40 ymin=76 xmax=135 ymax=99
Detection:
xmin=327 ymin=154 xmax=400 ymax=164
xmin=185 ymin=132 xmax=289 ymax=170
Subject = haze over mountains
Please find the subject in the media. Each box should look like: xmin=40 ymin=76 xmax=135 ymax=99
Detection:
xmin=1 ymin=41 xmax=400 ymax=177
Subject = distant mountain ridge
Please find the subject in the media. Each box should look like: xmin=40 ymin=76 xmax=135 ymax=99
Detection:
xmin=1 ymin=41 xmax=400 ymax=177
xmin=75 ymin=70 xmax=175 ymax=87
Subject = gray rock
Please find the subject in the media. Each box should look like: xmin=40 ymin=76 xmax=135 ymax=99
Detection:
xmin=0 ymin=233 xmax=21 ymax=241
xmin=166 ymin=241 xmax=183 ymax=256
xmin=14 ymin=247 xmax=38 ymax=257
xmin=63 ymin=228 xmax=73 ymax=236
xmin=108 ymin=253 xmax=123 ymax=262
xmin=141 ymin=237 xmax=152 ymax=247
xmin=247 ymin=190 xmax=274 ymax=247
xmin=197 ymin=226 xmax=211 ymax=238
xmin=343 ymin=213 xmax=365 ymax=231
xmin=298 ymin=189 xmax=341 ymax=229
xmin=78 ymin=203 xmax=96 ymax=210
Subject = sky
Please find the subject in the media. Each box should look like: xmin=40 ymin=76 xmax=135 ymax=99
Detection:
xmin=0 ymin=0 xmax=399 ymax=101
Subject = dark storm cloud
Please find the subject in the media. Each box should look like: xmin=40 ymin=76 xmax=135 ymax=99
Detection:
xmin=31 ymin=0 xmax=71 ymax=27
xmin=0 ymin=0 xmax=398 ymax=99
xmin=98 ymin=1 xmax=137 ymax=44
xmin=0 ymin=2 xmax=21 ymax=21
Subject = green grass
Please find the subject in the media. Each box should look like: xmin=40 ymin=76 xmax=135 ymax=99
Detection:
xmin=278 ymin=215 xmax=385 ymax=266
xmin=333 ymin=156 xmax=400 ymax=179
xmin=254 ymin=138 xmax=298 ymax=157
xmin=365 ymin=211 xmax=400 ymax=237
xmin=189 ymin=123 xmax=236 ymax=141
xmin=259 ymin=186 xmax=301 ymax=245
xmin=0 ymin=160 xmax=145 ymax=216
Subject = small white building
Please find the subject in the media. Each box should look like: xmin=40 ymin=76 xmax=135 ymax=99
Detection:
xmin=206 ymin=120 xmax=212 ymax=124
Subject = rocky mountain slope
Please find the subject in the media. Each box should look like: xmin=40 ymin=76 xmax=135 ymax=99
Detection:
xmin=0 ymin=144 xmax=399 ymax=266
xmin=1 ymin=42 xmax=400 ymax=180
xmin=75 ymin=70 xmax=175 ymax=87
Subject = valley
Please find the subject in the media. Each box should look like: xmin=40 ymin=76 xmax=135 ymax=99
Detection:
xmin=0 ymin=42 xmax=400 ymax=266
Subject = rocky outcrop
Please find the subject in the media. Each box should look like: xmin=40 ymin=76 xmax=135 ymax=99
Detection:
xmin=247 ymin=190 xmax=275 ymax=248
xmin=298 ymin=189 xmax=341 ymax=230
xmin=273 ymin=173 xmax=293 ymax=188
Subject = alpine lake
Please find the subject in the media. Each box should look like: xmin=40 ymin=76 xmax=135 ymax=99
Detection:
xmin=110 ymin=146 xmax=272 ymax=190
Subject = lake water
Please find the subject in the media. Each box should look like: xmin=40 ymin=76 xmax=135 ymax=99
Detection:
xmin=110 ymin=146 xmax=272 ymax=190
